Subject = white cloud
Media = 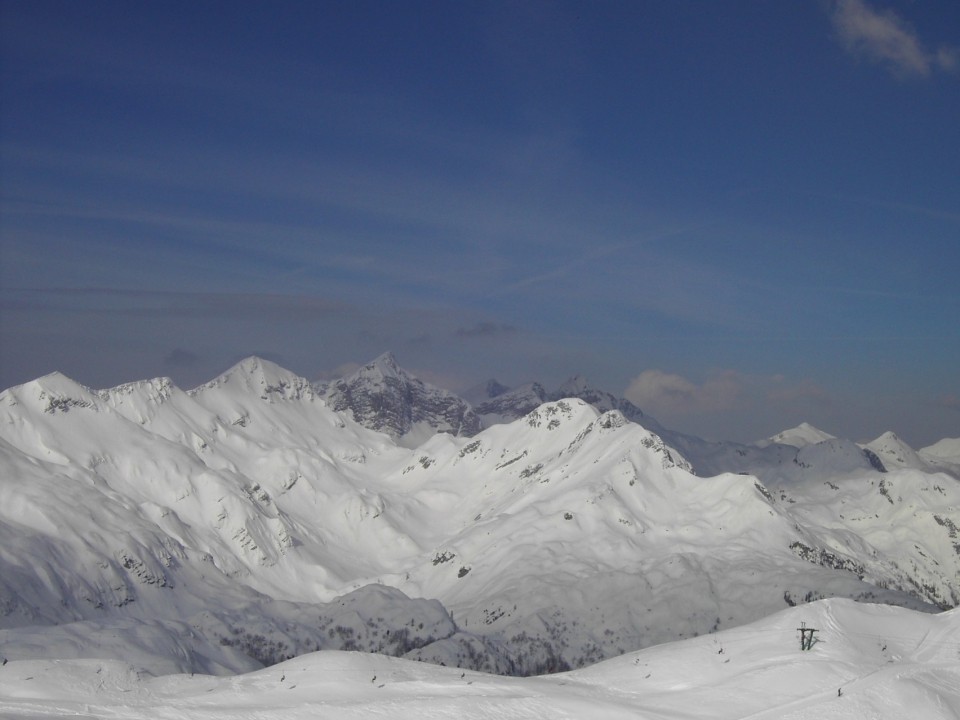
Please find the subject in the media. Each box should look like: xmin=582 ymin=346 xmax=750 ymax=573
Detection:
xmin=830 ymin=0 xmax=959 ymax=78
xmin=624 ymin=370 xmax=831 ymax=438
xmin=624 ymin=369 xmax=742 ymax=416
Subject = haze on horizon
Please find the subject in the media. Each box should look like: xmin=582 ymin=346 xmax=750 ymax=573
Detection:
xmin=1 ymin=0 xmax=958 ymax=447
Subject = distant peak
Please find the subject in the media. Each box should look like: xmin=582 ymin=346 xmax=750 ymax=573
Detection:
xmin=229 ymin=355 xmax=291 ymax=379
xmin=556 ymin=375 xmax=590 ymax=395
xmin=766 ymin=422 xmax=835 ymax=448
xmin=373 ymin=351 xmax=398 ymax=365
xmin=234 ymin=355 xmax=265 ymax=371
xmin=323 ymin=352 xmax=481 ymax=439
xmin=862 ymin=430 xmax=923 ymax=468
xmin=362 ymin=352 xmax=403 ymax=377
xmin=865 ymin=431 xmax=913 ymax=451
xmin=190 ymin=355 xmax=310 ymax=397
xmin=36 ymin=370 xmax=73 ymax=384
xmin=484 ymin=379 xmax=510 ymax=399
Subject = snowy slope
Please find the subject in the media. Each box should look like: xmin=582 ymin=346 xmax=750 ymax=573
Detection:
xmin=2 ymin=599 xmax=957 ymax=720
xmin=922 ymin=437 xmax=960 ymax=464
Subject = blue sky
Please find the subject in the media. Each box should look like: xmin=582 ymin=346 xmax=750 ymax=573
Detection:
xmin=1 ymin=0 xmax=958 ymax=446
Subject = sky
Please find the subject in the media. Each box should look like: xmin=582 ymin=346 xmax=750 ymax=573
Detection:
xmin=1 ymin=0 xmax=958 ymax=447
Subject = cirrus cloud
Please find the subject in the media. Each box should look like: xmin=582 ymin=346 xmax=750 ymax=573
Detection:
xmin=456 ymin=322 xmax=519 ymax=339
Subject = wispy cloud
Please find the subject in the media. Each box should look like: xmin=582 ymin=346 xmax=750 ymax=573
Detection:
xmin=456 ymin=322 xmax=518 ymax=339
xmin=163 ymin=348 xmax=200 ymax=368
xmin=830 ymin=0 xmax=959 ymax=78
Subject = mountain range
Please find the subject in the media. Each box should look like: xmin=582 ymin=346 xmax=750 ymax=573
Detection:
xmin=1 ymin=353 xmax=957 ymax=680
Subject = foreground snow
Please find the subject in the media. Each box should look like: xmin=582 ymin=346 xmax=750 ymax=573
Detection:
xmin=2 ymin=599 xmax=957 ymax=720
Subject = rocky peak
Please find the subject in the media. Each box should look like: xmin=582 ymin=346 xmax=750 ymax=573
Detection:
xmin=554 ymin=375 xmax=590 ymax=397
xmin=322 ymin=353 xmax=482 ymax=443
xmin=481 ymin=379 xmax=511 ymax=400
xmin=357 ymin=352 xmax=403 ymax=380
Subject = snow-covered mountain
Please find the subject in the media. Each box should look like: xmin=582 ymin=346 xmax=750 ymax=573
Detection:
xmin=1 ymin=355 xmax=958 ymax=682
xmin=863 ymin=430 xmax=930 ymax=471
xmin=761 ymin=422 xmax=837 ymax=448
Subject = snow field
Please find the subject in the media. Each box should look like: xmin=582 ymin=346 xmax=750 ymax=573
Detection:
xmin=1 ymin=599 xmax=957 ymax=719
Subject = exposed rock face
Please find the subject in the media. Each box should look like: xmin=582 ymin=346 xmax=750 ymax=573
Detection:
xmin=321 ymin=353 xmax=482 ymax=441
xmin=475 ymin=382 xmax=547 ymax=420
xmin=465 ymin=379 xmax=511 ymax=404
